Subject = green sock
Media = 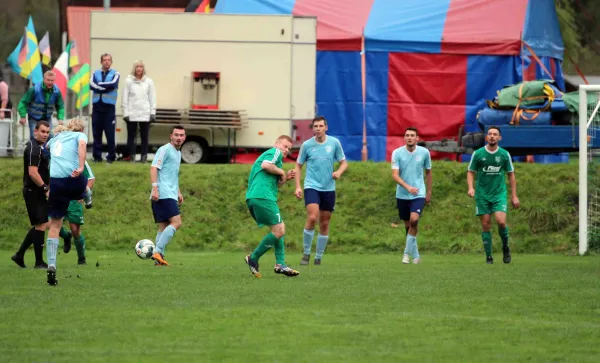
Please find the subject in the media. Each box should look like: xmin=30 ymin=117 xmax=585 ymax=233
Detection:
xmin=250 ymin=233 xmax=278 ymax=262
xmin=499 ymin=226 xmax=509 ymax=248
xmin=59 ymin=227 xmax=70 ymax=239
xmin=482 ymin=231 xmax=492 ymax=257
xmin=274 ymin=237 xmax=285 ymax=265
xmin=75 ymin=234 xmax=86 ymax=259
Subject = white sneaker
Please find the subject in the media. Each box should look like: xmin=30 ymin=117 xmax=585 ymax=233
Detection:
xmin=413 ymin=258 xmax=421 ymax=264
xmin=402 ymin=254 xmax=410 ymax=264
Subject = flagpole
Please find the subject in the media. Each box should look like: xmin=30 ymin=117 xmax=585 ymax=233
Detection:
xmin=360 ymin=27 xmax=368 ymax=162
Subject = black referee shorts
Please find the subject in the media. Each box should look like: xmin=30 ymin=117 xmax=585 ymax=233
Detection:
xmin=23 ymin=187 xmax=48 ymax=226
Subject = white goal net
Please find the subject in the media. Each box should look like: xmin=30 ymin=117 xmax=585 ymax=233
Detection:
xmin=578 ymin=85 xmax=600 ymax=255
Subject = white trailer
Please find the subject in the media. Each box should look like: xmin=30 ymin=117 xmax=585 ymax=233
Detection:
xmin=89 ymin=11 xmax=316 ymax=163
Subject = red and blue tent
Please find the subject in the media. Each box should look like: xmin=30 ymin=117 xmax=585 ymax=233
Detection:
xmin=215 ymin=0 xmax=565 ymax=161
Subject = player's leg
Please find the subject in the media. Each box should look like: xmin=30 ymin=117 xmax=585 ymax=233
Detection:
xmin=13 ymin=188 xmax=43 ymax=268
xmin=150 ymin=199 xmax=179 ymax=265
xmin=67 ymin=202 xmax=87 ymax=265
xmin=477 ymin=201 xmax=493 ymax=265
xmin=493 ymin=207 xmax=511 ymax=263
xmin=272 ymin=221 xmax=299 ymax=277
xmin=408 ymin=198 xmax=426 ymax=264
xmin=301 ymin=189 xmax=319 ymax=265
xmin=397 ymin=199 xmax=412 ymax=263
xmin=61 ymin=201 xmax=79 ymax=254
xmin=314 ymin=191 xmax=336 ymax=265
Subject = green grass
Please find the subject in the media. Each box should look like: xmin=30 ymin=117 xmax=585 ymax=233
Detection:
xmin=0 ymin=159 xmax=593 ymax=254
xmin=0 ymin=252 xmax=598 ymax=362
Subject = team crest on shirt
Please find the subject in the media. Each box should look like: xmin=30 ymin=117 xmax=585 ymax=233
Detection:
xmin=325 ymin=146 xmax=332 ymax=153
xmin=495 ymin=156 xmax=501 ymax=163
xmin=416 ymin=155 xmax=422 ymax=162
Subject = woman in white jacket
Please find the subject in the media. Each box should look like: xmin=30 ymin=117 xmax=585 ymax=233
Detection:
xmin=122 ymin=60 xmax=156 ymax=162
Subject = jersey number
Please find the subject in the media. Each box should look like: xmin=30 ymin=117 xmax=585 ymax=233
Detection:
xmin=51 ymin=141 xmax=63 ymax=157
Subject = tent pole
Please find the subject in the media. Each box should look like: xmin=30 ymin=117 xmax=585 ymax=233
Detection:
xmin=361 ymin=27 xmax=368 ymax=162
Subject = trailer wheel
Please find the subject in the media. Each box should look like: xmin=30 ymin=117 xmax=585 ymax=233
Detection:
xmin=180 ymin=138 xmax=209 ymax=164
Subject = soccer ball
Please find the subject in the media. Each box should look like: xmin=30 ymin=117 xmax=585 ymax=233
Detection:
xmin=135 ymin=239 xmax=155 ymax=259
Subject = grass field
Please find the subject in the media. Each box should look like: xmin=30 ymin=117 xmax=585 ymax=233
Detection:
xmin=0 ymin=159 xmax=595 ymax=254
xmin=0 ymin=251 xmax=598 ymax=362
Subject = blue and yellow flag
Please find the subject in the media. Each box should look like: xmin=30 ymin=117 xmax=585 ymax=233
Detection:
xmin=6 ymin=16 xmax=43 ymax=85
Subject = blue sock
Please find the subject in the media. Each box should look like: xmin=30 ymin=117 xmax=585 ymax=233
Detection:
xmin=46 ymin=238 xmax=59 ymax=268
xmin=303 ymin=229 xmax=314 ymax=255
xmin=406 ymin=234 xmax=416 ymax=257
xmin=403 ymin=234 xmax=412 ymax=255
xmin=315 ymin=234 xmax=329 ymax=260
xmin=412 ymin=235 xmax=420 ymax=259
xmin=156 ymin=225 xmax=176 ymax=254
xmin=155 ymin=231 xmax=163 ymax=250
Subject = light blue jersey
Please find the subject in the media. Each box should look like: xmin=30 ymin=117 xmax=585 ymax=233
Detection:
xmin=151 ymin=143 xmax=181 ymax=201
xmin=47 ymin=131 xmax=88 ymax=178
xmin=297 ymin=136 xmax=346 ymax=192
xmin=391 ymin=145 xmax=432 ymax=200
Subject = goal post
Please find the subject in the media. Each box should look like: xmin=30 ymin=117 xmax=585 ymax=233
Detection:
xmin=578 ymin=85 xmax=600 ymax=255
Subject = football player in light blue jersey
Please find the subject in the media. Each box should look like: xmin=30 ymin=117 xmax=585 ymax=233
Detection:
xmin=391 ymin=127 xmax=432 ymax=265
xmin=295 ymin=116 xmax=347 ymax=266
xmin=45 ymin=118 xmax=89 ymax=286
xmin=150 ymin=125 xmax=186 ymax=266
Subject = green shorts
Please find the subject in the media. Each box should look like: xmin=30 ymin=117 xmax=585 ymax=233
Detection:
xmin=65 ymin=200 xmax=85 ymax=225
xmin=475 ymin=198 xmax=507 ymax=216
xmin=246 ymin=198 xmax=282 ymax=227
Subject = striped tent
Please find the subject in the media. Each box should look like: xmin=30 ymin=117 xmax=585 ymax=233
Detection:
xmin=215 ymin=0 xmax=565 ymax=161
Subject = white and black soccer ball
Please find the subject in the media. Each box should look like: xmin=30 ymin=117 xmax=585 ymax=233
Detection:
xmin=135 ymin=239 xmax=155 ymax=259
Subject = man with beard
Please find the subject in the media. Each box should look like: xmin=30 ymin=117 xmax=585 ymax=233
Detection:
xmin=391 ymin=127 xmax=432 ymax=265
xmin=467 ymin=126 xmax=520 ymax=264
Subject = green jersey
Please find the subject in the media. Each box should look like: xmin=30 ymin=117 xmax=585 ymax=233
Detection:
xmin=246 ymin=147 xmax=283 ymax=202
xmin=468 ymin=146 xmax=514 ymax=201
xmin=83 ymin=161 xmax=95 ymax=180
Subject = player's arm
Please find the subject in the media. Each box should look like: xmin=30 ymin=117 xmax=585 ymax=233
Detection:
xmin=261 ymin=161 xmax=285 ymax=178
xmin=333 ymin=141 xmax=348 ymax=179
xmin=294 ymin=144 xmax=306 ymax=197
xmin=392 ymin=168 xmax=416 ymax=193
xmin=27 ymin=145 xmax=47 ymax=189
xmin=424 ymin=151 xmax=432 ymax=202
xmin=150 ymin=166 xmax=159 ymax=201
xmin=467 ymin=152 xmax=478 ymax=197
xmin=506 ymin=154 xmax=519 ymax=208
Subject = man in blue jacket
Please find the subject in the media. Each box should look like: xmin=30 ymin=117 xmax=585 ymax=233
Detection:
xmin=90 ymin=53 xmax=120 ymax=164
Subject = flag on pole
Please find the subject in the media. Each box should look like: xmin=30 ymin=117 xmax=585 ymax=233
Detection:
xmin=195 ymin=0 xmax=213 ymax=13
xmin=7 ymin=16 xmax=43 ymax=84
xmin=68 ymin=40 xmax=80 ymax=69
xmin=17 ymin=28 xmax=30 ymax=76
xmin=52 ymin=49 xmax=69 ymax=101
xmin=68 ymin=64 xmax=90 ymax=109
xmin=39 ymin=31 xmax=51 ymax=66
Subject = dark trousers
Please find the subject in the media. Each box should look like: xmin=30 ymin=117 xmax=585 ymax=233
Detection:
xmin=126 ymin=121 xmax=150 ymax=159
xmin=92 ymin=108 xmax=116 ymax=162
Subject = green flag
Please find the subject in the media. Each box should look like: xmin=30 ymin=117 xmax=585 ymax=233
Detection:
xmin=68 ymin=63 xmax=90 ymax=109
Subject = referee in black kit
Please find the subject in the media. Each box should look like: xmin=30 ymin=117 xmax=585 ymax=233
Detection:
xmin=11 ymin=121 xmax=51 ymax=268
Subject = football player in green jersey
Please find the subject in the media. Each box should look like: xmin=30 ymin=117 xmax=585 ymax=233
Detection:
xmin=467 ymin=127 xmax=520 ymax=264
xmin=244 ymin=135 xmax=299 ymax=278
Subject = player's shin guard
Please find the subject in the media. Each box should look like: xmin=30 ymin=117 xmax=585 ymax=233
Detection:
xmin=83 ymin=187 xmax=92 ymax=205
xmin=303 ymin=229 xmax=314 ymax=255
xmin=315 ymin=234 xmax=329 ymax=260
xmin=46 ymin=238 xmax=59 ymax=268
xmin=75 ymin=234 xmax=86 ymax=259
xmin=250 ymin=232 xmax=277 ymax=262
xmin=482 ymin=231 xmax=492 ymax=257
xmin=59 ymin=226 xmax=70 ymax=240
xmin=33 ymin=229 xmax=45 ymax=263
xmin=274 ymin=237 xmax=285 ymax=265
xmin=156 ymin=225 xmax=176 ymax=254
xmin=499 ymin=226 xmax=509 ymax=248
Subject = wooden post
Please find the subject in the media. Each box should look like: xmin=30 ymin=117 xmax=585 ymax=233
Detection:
xmin=361 ymin=27 xmax=368 ymax=162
